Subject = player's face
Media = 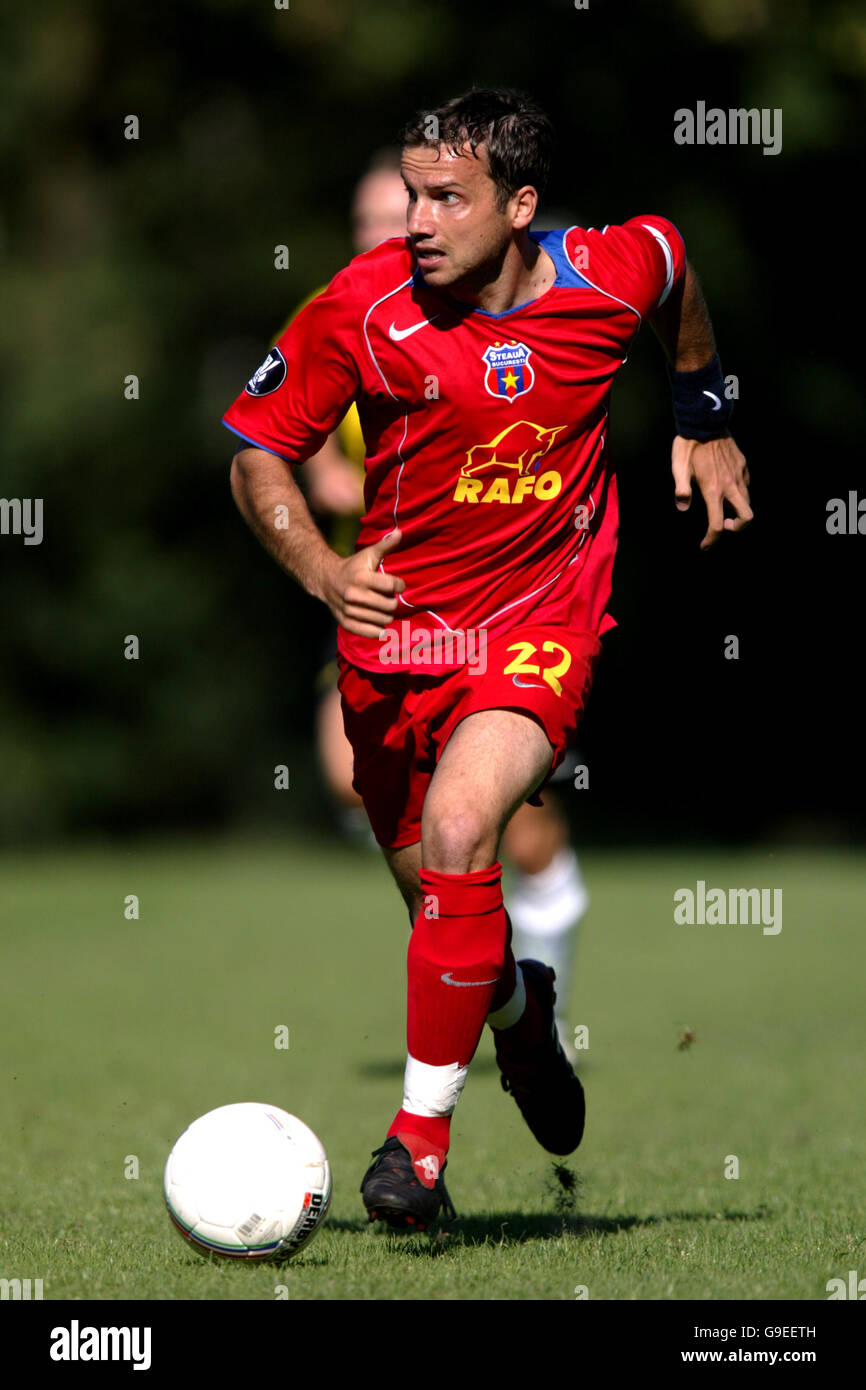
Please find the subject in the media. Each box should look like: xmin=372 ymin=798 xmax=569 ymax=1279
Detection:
xmin=401 ymin=142 xmax=525 ymax=291
xmin=351 ymin=170 xmax=408 ymax=255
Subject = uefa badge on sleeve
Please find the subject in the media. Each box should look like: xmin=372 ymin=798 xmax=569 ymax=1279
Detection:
xmin=245 ymin=347 xmax=287 ymax=397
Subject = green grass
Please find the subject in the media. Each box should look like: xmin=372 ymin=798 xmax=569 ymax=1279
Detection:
xmin=1 ymin=837 xmax=864 ymax=1300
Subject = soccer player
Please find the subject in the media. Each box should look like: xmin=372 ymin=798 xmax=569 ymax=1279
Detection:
xmin=224 ymin=88 xmax=751 ymax=1230
xmin=296 ymin=152 xmax=593 ymax=1042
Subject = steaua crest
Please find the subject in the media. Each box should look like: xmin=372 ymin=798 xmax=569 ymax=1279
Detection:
xmin=482 ymin=340 xmax=535 ymax=402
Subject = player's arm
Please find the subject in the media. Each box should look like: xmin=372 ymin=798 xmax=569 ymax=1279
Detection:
xmin=648 ymin=259 xmax=716 ymax=372
xmin=649 ymin=259 xmax=752 ymax=549
xmin=230 ymin=446 xmax=403 ymax=638
xmin=271 ymin=287 xmax=364 ymax=519
xmin=225 ymin=268 xmax=403 ymax=632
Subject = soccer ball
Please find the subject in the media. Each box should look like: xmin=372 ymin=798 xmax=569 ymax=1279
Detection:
xmin=164 ymin=1102 xmax=332 ymax=1260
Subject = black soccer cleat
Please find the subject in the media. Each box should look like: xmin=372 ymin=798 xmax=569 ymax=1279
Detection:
xmin=494 ymin=959 xmax=586 ymax=1155
xmin=360 ymin=1135 xmax=456 ymax=1231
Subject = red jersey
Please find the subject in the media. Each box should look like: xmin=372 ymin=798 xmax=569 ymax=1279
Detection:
xmin=223 ymin=217 xmax=686 ymax=673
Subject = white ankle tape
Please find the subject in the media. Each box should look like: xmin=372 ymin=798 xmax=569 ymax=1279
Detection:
xmin=403 ymin=1055 xmax=468 ymax=1117
xmin=486 ymin=963 xmax=526 ymax=1031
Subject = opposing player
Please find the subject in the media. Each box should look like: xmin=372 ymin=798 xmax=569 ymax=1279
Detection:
xmin=225 ymin=89 xmax=751 ymax=1230
xmin=291 ymin=149 xmax=407 ymax=844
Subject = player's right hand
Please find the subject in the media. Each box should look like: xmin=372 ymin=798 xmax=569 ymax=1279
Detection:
xmin=321 ymin=528 xmax=406 ymax=639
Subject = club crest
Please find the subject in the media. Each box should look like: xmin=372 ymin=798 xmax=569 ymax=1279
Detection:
xmin=482 ymin=340 xmax=535 ymax=402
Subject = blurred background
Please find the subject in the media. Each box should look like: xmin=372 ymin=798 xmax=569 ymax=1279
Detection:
xmin=1 ymin=0 xmax=863 ymax=849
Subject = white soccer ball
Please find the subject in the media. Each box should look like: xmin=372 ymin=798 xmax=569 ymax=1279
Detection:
xmin=164 ymin=1102 xmax=332 ymax=1260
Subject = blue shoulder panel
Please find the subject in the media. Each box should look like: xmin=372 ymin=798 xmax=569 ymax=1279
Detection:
xmin=531 ymin=227 xmax=593 ymax=290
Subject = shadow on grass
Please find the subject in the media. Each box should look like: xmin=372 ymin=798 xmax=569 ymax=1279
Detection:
xmin=358 ymin=1056 xmax=596 ymax=1080
xmin=358 ymin=1056 xmax=499 ymax=1080
xmin=186 ymin=1204 xmax=773 ymax=1269
xmin=321 ymin=1204 xmax=771 ymax=1254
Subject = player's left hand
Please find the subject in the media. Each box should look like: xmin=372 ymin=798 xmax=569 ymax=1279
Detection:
xmin=671 ymin=435 xmax=752 ymax=549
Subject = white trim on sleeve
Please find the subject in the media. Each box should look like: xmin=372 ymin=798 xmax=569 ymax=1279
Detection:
xmin=642 ymin=223 xmax=675 ymax=306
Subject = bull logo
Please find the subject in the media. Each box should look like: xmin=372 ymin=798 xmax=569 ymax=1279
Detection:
xmin=455 ymin=419 xmax=567 ymax=505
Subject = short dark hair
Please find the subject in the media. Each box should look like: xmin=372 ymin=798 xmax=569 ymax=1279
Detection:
xmin=399 ymin=88 xmax=554 ymax=211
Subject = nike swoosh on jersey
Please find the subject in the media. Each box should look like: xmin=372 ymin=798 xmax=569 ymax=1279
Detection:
xmin=512 ymin=675 xmax=546 ymax=690
xmin=389 ymin=316 xmax=439 ymax=340
xmin=440 ymin=971 xmax=499 ymax=987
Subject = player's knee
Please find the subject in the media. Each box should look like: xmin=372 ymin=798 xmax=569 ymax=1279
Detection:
xmin=422 ymin=804 xmax=493 ymax=874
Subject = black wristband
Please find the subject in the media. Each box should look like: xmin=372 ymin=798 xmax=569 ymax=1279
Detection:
xmin=666 ymin=353 xmax=733 ymax=441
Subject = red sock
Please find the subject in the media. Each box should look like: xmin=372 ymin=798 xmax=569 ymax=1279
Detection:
xmin=387 ymin=863 xmax=508 ymax=1171
xmin=408 ymin=863 xmax=508 ymax=1065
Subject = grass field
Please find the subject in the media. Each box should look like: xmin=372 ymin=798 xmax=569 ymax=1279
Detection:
xmin=1 ymin=836 xmax=864 ymax=1301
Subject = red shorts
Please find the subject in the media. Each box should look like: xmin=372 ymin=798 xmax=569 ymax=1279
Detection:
xmin=337 ymin=623 xmax=602 ymax=849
